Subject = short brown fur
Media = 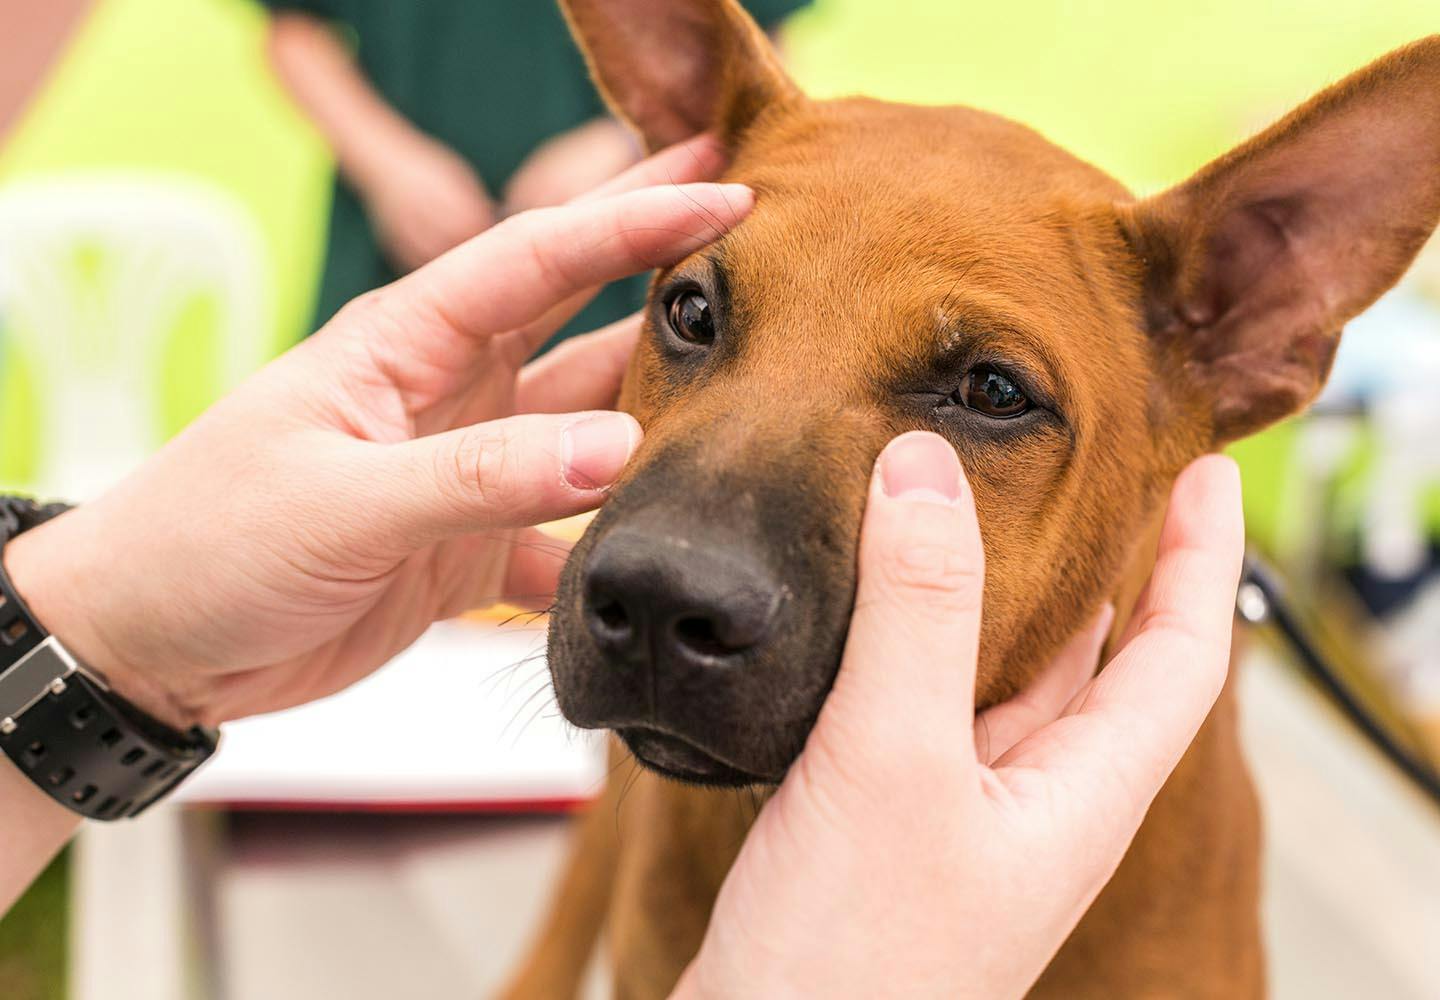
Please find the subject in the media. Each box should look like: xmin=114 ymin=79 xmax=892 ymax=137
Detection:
xmin=503 ymin=6 xmax=1440 ymax=996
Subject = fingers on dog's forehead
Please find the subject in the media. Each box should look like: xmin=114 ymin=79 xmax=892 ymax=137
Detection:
xmin=417 ymin=183 xmax=753 ymax=336
xmin=577 ymin=134 xmax=728 ymax=202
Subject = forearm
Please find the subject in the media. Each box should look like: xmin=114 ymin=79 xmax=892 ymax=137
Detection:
xmin=0 ymin=518 xmax=179 ymax=918
xmin=265 ymin=12 xmax=426 ymax=192
xmin=0 ymin=746 xmax=80 ymax=916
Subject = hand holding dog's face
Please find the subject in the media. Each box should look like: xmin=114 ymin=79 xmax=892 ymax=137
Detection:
xmin=5 ymin=146 xmax=750 ymax=730
xmin=677 ymin=442 xmax=1243 ymax=1000
xmin=547 ymin=0 xmax=1440 ymax=785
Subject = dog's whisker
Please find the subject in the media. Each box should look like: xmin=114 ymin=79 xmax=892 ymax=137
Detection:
xmin=478 ymin=654 xmax=541 ymax=698
xmin=509 ymin=687 xmax=558 ymax=747
xmin=498 ymin=679 xmax=554 ymax=742
xmin=506 ymin=663 xmax=551 ymax=700
xmin=666 ymin=163 xmax=734 ymax=240
xmin=671 ymin=150 xmax=743 ymax=230
xmin=670 ymin=184 xmax=729 ymax=243
xmin=479 ymin=646 xmax=546 ymax=687
xmin=506 ymin=665 xmax=550 ymax=706
xmin=603 ymin=747 xmax=633 ymax=783
xmin=613 ymin=755 xmax=642 ymax=844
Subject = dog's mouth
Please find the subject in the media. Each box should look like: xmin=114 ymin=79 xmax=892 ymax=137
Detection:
xmin=616 ymin=726 xmax=772 ymax=787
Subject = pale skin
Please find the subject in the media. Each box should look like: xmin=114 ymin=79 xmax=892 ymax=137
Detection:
xmin=0 ymin=138 xmax=1245 ymax=997
xmin=0 ymin=137 xmax=741 ymax=909
xmin=675 ymin=441 xmax=1244 ymax=999
xmin=266 ymin=11 xmax=641 ymax=273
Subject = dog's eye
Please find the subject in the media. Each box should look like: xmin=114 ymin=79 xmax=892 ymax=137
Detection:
xmin=949 ymin=367 xmax=1031 ymax=418
xmin=667 ymin=290 xmax=714 ymax=345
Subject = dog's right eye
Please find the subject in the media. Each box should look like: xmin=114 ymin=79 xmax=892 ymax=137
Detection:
xmin=942 ymin=366 xmax=1032 ymax=418
xmin=667 ymin=291 xmax=715 ymax=345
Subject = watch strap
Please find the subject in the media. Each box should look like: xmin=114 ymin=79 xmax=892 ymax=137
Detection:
xmin=0 ymin=496 xmax=218 ymax=819
xmin=0 ymin=496 xmax=73 ymax=539
xmin=0 ymin=656 xmax=217 ymax=819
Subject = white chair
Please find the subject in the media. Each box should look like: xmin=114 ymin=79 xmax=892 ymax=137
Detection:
xmin=0 ymin=171 xmax=268 ymax=499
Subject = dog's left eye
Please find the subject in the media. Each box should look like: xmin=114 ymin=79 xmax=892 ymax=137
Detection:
xmin=946 ymin=367 xmax=1031 ymax=418
xmin=667 ymin=290 xmax=715 ymax=345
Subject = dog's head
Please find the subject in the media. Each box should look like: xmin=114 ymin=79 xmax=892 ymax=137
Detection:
xmin=547 ymin=1 xmax=1440 ymax=785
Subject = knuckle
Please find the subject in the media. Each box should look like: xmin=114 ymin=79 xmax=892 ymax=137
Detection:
xmin=334 ymin=286 xmax=393 ymax=327
xmin=877 ymin=539 xmax=984 ymax=617
xmin=505 ymin=209 xmax=576 ymax=293
xmin=444 ymin=426 xmax=519 ymax=522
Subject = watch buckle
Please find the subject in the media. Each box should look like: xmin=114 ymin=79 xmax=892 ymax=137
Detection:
xmin=0 ymin=635 xmax=81 ymax=734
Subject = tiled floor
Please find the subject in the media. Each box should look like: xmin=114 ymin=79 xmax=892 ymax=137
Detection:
xmin=72 ymin=652 xmax=1440 ymax=999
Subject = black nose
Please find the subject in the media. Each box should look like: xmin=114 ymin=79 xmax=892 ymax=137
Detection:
xmin=582 ymin=528 xmax=784 ymax=667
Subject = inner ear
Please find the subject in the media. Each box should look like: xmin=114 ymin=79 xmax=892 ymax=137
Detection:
xmin=561 ymin=0 xmax=800 ymax=152
xmin=1123 ymin=35 xmax=1440 ymax=444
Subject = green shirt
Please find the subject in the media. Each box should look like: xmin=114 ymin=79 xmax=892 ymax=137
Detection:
xmin=260 ymin=0 xmax=808 ymax=348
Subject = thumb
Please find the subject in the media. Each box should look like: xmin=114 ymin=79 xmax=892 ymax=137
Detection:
xmin=804 ymin=432 xmax=985 ymax=788
xmin=376 ymin=410 xmax=641 ymax=547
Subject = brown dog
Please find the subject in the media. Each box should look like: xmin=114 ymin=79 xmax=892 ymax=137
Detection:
xmin=502 ymin=4 xmax=1440 ymax=996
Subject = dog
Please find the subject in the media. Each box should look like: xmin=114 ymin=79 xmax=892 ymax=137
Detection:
xmin=501 ymin=3 xmax=1440 ymax=996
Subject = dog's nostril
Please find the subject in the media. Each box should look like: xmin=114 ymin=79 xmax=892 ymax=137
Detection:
xmin=582 ymin=529 xmax=783 ymax=666
xmin=591 ymin=597 xmax=631 ymax=636
xmin=673 ymin=616 xmax=740 ymax=659
xmin=583 ymin=585 xmax=643 ymax=655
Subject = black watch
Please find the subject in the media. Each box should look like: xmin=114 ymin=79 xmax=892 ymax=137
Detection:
xmin=0 ymin=497 xmax=218 ymax=820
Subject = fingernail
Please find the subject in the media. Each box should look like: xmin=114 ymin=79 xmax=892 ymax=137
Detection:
xmin=1096 ymin=602 xmax=1116 ymax=637
xmin=713 ymin=183 xmax=756 ymax=211
xmin=879 ymin=432 xmax=964 ymax=504
xmin=563 ymin=414 xmax=640 ymax=491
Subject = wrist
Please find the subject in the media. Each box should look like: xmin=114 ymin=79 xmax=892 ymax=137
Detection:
xmin=3 ymin=516 xmax=197 ymax=732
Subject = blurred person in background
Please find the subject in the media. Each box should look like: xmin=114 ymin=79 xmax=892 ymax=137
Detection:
xmin=0 ymin=2 xmax=91 ymax=140
xmin=261 ymin=0 xmax=809 ymax=346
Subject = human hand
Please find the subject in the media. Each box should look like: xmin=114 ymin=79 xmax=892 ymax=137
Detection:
xmin=677 ymin=434 xmax=1244 ymax=999
xmin=503 ymin=117 xmax=643 ymax=216
xmin=359 ymin=132 xmax=498 ymax=272
xmin=4 ymin=136 xmax=746 ymax=731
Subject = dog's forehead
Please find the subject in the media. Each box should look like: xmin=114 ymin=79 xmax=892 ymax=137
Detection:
xmin=708 ymin=98 xmax=1139 ymax=374
xmin=732 ymin=97 xmax=1130 ymax=206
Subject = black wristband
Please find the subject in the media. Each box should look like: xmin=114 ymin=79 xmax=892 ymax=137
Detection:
xmin=0 ymin=497 xmax=218 ymax=819
xmin=0 ymin=496 xmax=72 ymax=540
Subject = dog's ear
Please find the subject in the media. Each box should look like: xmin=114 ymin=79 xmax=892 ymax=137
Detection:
xmin=1124 ymin=35 xmax=1440 ymax=444
xmin=560 ymin=0 xmax=800 ymax=152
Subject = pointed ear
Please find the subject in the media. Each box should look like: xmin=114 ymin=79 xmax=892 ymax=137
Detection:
xmin=560 ymin=0 xmax=801 ymax=152
xmin=1122 ymin=36 xmax=1440 ymax=444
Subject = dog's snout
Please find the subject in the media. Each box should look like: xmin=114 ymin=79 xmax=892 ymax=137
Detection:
xmin=582 ymin=529 xmax=783 ymax=668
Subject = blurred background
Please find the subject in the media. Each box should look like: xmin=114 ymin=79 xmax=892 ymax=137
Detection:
xmin=2 ymin=0 xmax=1439 ymax=997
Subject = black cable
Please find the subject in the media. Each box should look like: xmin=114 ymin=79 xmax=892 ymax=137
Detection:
xmin=1239 ymin=553 xmax=1440 ymax=811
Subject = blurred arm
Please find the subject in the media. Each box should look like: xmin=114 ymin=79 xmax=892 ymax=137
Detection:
xmin=265 ymin=11 xmax=423 ymax=195
xmin=265 ymin=11 xmax=494 ymax=270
